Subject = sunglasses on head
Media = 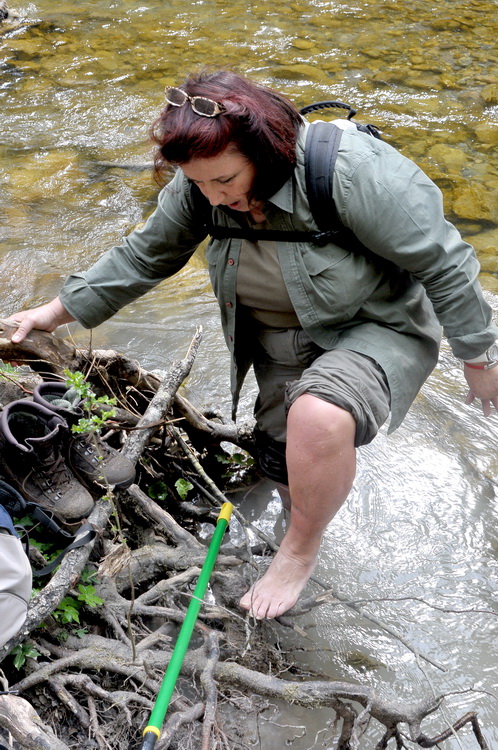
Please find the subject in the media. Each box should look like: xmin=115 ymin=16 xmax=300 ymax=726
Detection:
xmin=164 ymin=86 xmax=226 ymax=117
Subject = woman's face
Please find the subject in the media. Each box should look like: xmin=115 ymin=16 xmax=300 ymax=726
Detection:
xmin=181 ymin=146 xmax=257 ymax=212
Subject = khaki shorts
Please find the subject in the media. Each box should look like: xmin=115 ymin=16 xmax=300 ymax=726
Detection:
xmin=251 ymin=327 xmax=391 ymax=484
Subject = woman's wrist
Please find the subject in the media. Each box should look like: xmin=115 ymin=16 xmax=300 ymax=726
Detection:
xmin=50 ymin=297 xmax=76 ymax=326
xmin=463 ymin=341 xmax=498 ymax=369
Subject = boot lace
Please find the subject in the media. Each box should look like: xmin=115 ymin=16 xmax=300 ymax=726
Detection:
xmin=27 ymin=454 xmax=73 ymax=499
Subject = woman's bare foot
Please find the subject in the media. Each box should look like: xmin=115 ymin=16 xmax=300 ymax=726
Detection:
xmin=239 ymin=545 xmax=318 ymax=619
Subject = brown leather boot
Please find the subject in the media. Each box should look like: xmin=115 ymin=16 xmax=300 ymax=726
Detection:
xmin=33 ymin=382 xmax=135 ymax=490
xmin=0 ymin=400 xmax=94 ymax=523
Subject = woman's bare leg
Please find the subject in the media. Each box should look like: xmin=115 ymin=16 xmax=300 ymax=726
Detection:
xmin=240 ymin=393 xmax=356 ymax=619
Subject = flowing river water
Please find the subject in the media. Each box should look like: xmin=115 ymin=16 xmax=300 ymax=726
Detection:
xmin=1 ymin=0 xmax=498 ymax=747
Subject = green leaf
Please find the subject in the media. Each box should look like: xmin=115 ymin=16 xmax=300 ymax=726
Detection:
xmin=79 ymin=568 xmax=99 ymax=585
xmin=77 ymin=584 xmax=104 ymax=608
xmin=215 ymin=453 xmax=231 ymax=464
xmin=53 ymin=597 xmax=81 ymax=624
xmin=175 ymin=478 xmax=193 ymax=500
xmin=148 ymin=481 xmax=168 ymax=502
xmin=11 ymin=644 xmax=40 ymax=670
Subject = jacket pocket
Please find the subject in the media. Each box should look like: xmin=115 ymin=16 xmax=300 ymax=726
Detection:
xmin=300 ymin=244 xmax=382 ymax=323
xmin=302 ymin=245 xmax=350 ymax=276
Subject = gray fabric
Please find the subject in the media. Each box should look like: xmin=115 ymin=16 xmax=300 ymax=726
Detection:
xmin=0 ymin=524 xmax=32 ymax=649
xmin=59 ymin=122 xmax=498 ymax=432
xmin=252 ymin=326 xmax=390 ymax=447
xmin=252 ymin=326 xmax=324 ymax=442
xmin=285 ymin=348 xmax=391 ymax=447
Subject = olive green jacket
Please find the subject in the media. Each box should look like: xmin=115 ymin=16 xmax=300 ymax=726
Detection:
xmin=60 ymin=123 xmax=497 ymax=431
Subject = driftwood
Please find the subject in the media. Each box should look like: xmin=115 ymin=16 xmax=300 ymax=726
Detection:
xmin=0 ymin=322 xmax=493 ymax=749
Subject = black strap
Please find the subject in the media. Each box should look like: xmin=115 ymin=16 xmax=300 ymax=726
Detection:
xmin=299 ymin=100 xmax=357 ymax=119
xmin=304 ymin=121 xmax=343 ymax=233
xmin=32 ymin=521 xmax=96 ymax=577
xmin=202 ymin=122 xmax=345 ymax=244
xmin=189 ymin=117 xmax=379 ymax=255
xmin=303 ymin=121 xmax=398 ymax=269
xmin=20 ymin=502 xmax=97 ymax=577
xmin=207 ymin=225 xmax=341 ymax=247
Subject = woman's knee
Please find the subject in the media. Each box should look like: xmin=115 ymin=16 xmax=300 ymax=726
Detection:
xmin=287 ymin=393 xmax=356 ymax=449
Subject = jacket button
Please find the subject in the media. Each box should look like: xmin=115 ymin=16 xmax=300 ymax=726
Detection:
xmin=226 ymin=301 xmax=233 ymax=308
xmin=228 ymin=335 xmax=233 ymax=342
xmin=227 ymin=258 xmax=235 ymax=266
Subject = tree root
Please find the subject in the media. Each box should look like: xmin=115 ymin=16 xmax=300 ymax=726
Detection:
xmin=0 ymin=326 xmax=494 ymax=749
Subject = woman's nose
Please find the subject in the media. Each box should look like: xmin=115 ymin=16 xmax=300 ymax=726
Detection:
xmin=202 ymin=184 xmax=225 ymax=206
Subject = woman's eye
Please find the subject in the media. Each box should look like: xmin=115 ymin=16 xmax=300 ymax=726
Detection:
xmin=218 ymin=177 xmax=233 ymax=184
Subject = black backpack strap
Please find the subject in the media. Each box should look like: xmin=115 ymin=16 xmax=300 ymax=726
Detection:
xmin=187 ymin=181 xmax=336 ymax=246
xmin=21 ymin=502 xmax=97 ymax=577
xmin=32 ymin=521 xmax=96 ymax=577
xmin=186 ymin=119 xmax=384 ymax=254
xmin=304 ymin=121 xmax=343 ymax=233
xmin=303 ymin=121 xmax=403 ymax=272
xmin=207 ymin=225 xmax=334 ymax=247
xmin=300 ymin=100 xmax=357 ymax=119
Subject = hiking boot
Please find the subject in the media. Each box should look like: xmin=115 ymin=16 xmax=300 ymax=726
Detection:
xmin=33 ymin=381 xmax=135 ymax=490
xmin=0 ymin=400 xmax=94 ymax=523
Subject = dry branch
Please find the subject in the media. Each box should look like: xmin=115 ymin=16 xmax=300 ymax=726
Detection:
xmin=0 ymin=694 xmax=70 ymax=750
xmin=122 ymin=326 xmax=203 ymax=464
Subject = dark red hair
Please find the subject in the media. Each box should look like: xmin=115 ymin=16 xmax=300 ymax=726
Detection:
xmin=150 ymin=70 xmax=303 ymax=200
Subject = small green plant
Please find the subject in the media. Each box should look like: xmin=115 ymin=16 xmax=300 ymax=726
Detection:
xmin=10 ymin=643 xmax=41 ymax=670
xmin=53 ymin=597 xmax=82 ymax=625
xmin=61 ymin=370 xmax=137 ymax=657
xmin=175 ymin=478 xmax=194 ymax=500
xmin=0 ymin=360 xmax=21 ymax=374
xmin=52 ymin=583 xmax=104 ymax=626
xmin=79 ymin=568 xmax=99 ymax=585
xmin=148 ymin=481 xmax=169 ymax=503
xmin=77 ymin=583 xmax=103 ymax=608
xmin=0 ymin=359 xmax=33 ymax=377
xmin=215 ymin=449 xmax=255 ymax=480
xmin=216 ymin=451 xmax=254 ymax=468
xmin=63 ymin=369 xmax=117 ymax=437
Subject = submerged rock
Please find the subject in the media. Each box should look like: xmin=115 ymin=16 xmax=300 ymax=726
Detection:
xmin=452 ymin=184 xmax=492 ymax=221
xmin=272 ymin=63 xmax=327 ymax=83
xmin=481 ymin=84 xmax=498 ymax=106
xmin=428 ymin=144 xmax=468 ymax=175
xmin=291 ymin=38 xmax=316 ymax=50
xmin=465 ymin=228 xmax=498 ymax=262
xmin=474 ymin=122 xmax=498 ymax=146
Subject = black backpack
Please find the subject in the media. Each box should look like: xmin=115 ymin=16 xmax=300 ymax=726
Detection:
xmin=192 ymin=100 xmax=383 ymax=250
xmin=300 ymin=101 xmax=382 ymax=247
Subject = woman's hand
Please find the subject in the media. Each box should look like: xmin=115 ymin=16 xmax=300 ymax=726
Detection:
xmin=464 ymin=364 xmax=498 ymax=416
xmin=7 ymin=297 xmax=75 ymax=343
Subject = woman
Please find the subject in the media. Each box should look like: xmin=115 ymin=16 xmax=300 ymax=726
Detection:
xmin=10 ymin=70 xmax=498 ymax=620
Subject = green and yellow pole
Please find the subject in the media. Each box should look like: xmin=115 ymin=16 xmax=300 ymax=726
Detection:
xmin=141 ymin=502 xmax=233 ymax=750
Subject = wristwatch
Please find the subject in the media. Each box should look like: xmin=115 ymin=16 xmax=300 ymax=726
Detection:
xmin=464 ymin=342 xmax=498 ymax=370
